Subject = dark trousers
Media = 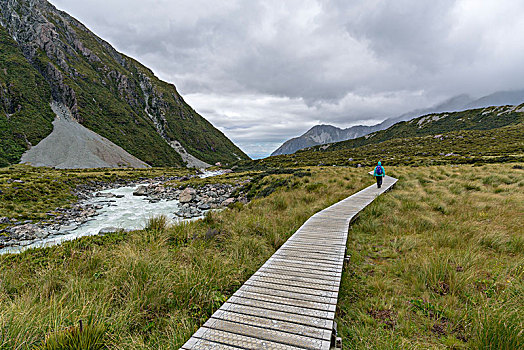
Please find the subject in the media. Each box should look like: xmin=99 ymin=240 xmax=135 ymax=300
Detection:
xmin=376 ymin=176 xmax=383 ymax=188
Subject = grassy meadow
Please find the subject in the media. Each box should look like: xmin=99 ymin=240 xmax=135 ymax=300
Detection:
xmin=0 ymin=166 xmax=372 ymax=349
xmin=338 ymin=163 xmax=523 ymax=349
xmin=0 ymin=163 xmax=522 ymax=349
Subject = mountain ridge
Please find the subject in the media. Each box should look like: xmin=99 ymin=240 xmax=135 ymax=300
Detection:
xmin=271 ymin=90 xmax=524 ymax=156
xmin=0 ymin=0 xmax=249 ymax=168
xmin=258 ymin=104 xmax=524 ymax=168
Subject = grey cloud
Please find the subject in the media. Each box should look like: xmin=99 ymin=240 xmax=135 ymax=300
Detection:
xmin=49 ymin=0 xmax=524 ymax=157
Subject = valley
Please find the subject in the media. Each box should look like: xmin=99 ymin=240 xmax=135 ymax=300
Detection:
xmin=0 ymin=0 xmax=523 ymax=349
xmin=0 ymin=163 xmax=522 ymax=349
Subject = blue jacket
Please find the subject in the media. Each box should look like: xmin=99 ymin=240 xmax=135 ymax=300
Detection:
xmin=373 ymin=165 xmax=385 ymax=177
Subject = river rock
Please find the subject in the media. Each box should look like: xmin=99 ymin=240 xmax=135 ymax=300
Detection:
xmin=179 ymin=187 xmax=196 ymax=203
xmin=198 ymin=203 xmax=211 ymax=210
xmin=96 ymin=192 xmax=118 ymax=198
xmin=99 ymin=227 xmax=120 ymax=234
xmin=11 ymin=224 xmax=47 ymax=240
xmin=0 ymin=217 xmax=10 ymax=224
xmin=133 ymin=185 xmax=148 ymax=196
xmin=221 ymin=198 xmax=235 ymax=207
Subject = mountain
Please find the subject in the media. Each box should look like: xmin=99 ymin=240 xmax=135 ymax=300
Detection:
xmin=270 ymin=124 xmax=386 ymax=156
xmin=260 ymin=104 xmax=524 ymax=167
xmin=271 ymin=90 xmax=524 ymax=156
xmin=322 ymin=104 xmax=524 ymax=153
xmin=464 ymin=89 xmax=524 ymax=109
xmin=0 ymin=0 xmax=249 ymax=168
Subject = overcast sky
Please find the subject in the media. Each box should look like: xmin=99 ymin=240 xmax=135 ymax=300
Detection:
xmin=50 ymin=0 xmax=524 ymax=158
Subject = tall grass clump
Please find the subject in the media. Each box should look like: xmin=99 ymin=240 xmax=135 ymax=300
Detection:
xmin=144 ymin=215 xmax=168 ymax=232
xmin=471 ymin=299 xmax=524 ymax=349
xmin=35 ymin=321 xmax=107 ymax=350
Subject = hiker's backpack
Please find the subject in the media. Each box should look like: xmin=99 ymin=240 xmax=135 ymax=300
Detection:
xmin=376 ymin=166 xmax=383 ymax=175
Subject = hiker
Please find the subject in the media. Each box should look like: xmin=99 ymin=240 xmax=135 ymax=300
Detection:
xmin=374 ymin=161 xmax=385 ymax=188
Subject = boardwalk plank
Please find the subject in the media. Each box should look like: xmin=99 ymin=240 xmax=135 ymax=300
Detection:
xmin=219 ymin=302 xmax=335 ymax=329
xmin=210 ymin=309 xmax=332 ymax=340
xmin=202 ymin=319 xmax=331 ymax=349
xmin=233 ymin=290 xmax=337 ymax=312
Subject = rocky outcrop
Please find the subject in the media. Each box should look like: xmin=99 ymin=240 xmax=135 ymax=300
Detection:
xmin=173 ymin=184 xmax=246 ymax=219
xmin=133 ymin=185 xmax=148 ymax=196
xmin=0 ymin=0 xmax=81 ymax=119
xmin=129 ymin=181 xmax=247 ymax=219
xmin=179 ymin=187 xmax=196 ymax=203
xmin=139 ymin=76 xmax=211 ymax=168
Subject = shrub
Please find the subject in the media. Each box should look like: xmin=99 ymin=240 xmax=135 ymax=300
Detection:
xmin=35 ymin=321 xmax=108 ymax=350
xmin=145 ymin=215 xmax=168 ymax=232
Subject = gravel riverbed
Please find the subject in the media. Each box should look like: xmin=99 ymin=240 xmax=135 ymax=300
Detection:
xmin=0 ymin=171 xmax=248 ymax=254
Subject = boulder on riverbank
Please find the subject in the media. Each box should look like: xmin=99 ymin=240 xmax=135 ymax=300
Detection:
xmin=179 ymin=187 xmax=196 ymax=203
xmin=133 ymin=185 xmax=148 ymax=196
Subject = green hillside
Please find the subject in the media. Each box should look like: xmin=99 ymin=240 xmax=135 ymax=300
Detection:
xmin=321 ymin=105 xmax=524 ymax=152
xmin=0 ymin=0 xmax=249 ymax=167
xmin=256 ymin=106 xmax=524 ymax=168
xmin=0 ymin=26 xmax=55 ymax=167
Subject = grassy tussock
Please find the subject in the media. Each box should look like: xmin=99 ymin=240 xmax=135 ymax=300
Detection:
xmin=35 ymin=320 xmax=107 ymax=350
xmin=0 ymin=167 xmax=370 ymax=349
xmin=339 ymin=163 xmax=523 ymax=349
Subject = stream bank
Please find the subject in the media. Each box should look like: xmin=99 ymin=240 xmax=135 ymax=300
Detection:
xmin=0 ymin=171 xmax=248 ymax=254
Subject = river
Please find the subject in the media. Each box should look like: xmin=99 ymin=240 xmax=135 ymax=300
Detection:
xmin=0 ymin=170 xmax=225 ymax=255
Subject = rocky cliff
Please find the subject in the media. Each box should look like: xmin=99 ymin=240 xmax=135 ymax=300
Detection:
xmin=0 ymin=0 xmax=249 ymax=168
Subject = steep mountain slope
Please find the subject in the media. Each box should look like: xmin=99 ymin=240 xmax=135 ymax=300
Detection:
xmin=0 ymin=0 xmax=249 ymax=168
xmin=271 ymin=91 xmax=524 ymax=156
xmin=0 ymin=24 xmax=55 ymax=167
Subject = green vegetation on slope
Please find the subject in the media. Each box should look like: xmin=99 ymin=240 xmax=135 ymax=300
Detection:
xmin=0 ymin=1 xmax=249 ymax=167
xmin=320 ymin=105 xmax=524 ymax=152
xmin=254 ymin=105 xmax=524 ymax=169
xmin=0 ymin=26 xmax=55 ymax=167
xmin=256 ymin=123 xmax=524 ymax=168
xmin=58 ymin=16 xmax=246 ymax=166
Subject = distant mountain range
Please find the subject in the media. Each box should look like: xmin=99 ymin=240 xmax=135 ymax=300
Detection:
xmin=259 ymin=103 xmax=524 ymax=168
xmin=0 ymin=0 xmax=249 ymax=168
xmin=271 ymin=89 xmax=524 ymax=156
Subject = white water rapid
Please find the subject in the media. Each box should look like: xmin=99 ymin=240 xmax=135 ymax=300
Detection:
xmin=0 ymin=170 xmax=226 ymax=255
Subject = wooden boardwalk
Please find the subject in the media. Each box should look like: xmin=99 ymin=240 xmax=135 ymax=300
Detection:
xmin=182 ymin=175 xmax=398 ymax=350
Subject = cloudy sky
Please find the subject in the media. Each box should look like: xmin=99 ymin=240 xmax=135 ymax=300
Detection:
xmin=50 ymin=0 xmax=524 ymax=158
